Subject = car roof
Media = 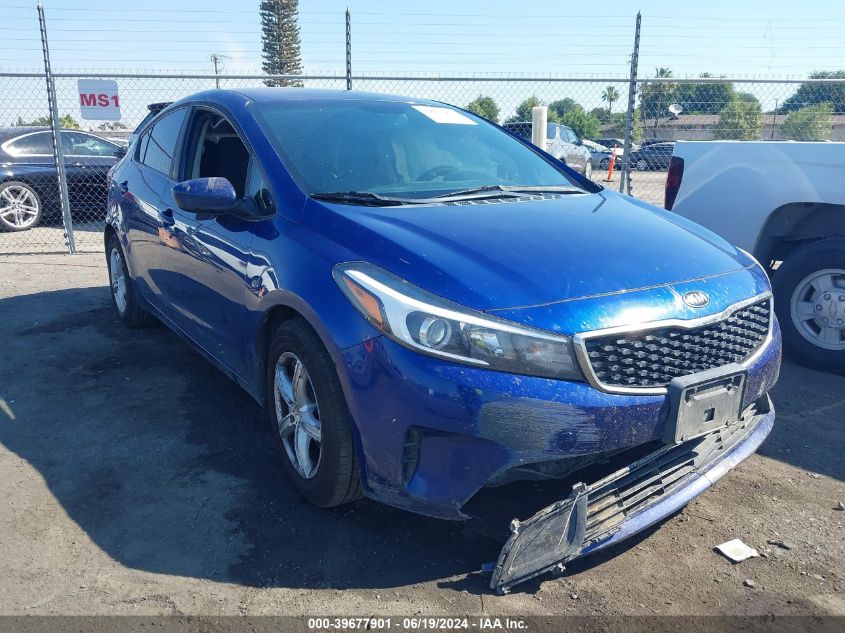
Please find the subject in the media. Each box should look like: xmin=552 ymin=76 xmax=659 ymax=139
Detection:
xmin=225 ymin=87 xmax=447 ymax=105
xmin=0 ymin=127 xmax=115 ymax=145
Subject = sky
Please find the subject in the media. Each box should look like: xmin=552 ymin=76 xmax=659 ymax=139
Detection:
xmin=1 ymin=0 xmax=844 ymax=127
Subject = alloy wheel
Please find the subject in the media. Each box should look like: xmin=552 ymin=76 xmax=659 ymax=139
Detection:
xmin=0 ymin=185 xmax=40 ymax=229
xmin=274 ymin=352 xmax=322 ymax=479
xmin=109 ymin=247 xmax=128 ymax=315
xmin=789 ymin=268 xmax=845 ymax=350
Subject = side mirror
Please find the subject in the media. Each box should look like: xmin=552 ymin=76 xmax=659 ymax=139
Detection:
xmin=172 ymin=177 xmax=237 ymax=214
xmin=113 ymin=146 xmax=127 ymax=158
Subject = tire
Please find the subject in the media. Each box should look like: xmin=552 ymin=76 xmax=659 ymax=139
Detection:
xmin=106 ymin=234 xmax=156 ymax=328
xmin=599 ymin=158 xmax=610 ymax=170
xmin=266 ymin=318 xmax=362 ymax=507
xmin=584 ymin=161 xmax=593 ymax=179
xmin=0 ymin=181 xmax=42 ymax=232
xmin=636 ymin=159 xmax=649 ymax=171
xmin=773 ymin=238 xmax=845 ymax=374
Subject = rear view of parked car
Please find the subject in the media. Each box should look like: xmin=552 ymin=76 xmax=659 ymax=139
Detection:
xmin=105 ymin=89 xmax=780 ymax=594
xmin=0 ymin=127 xmax=124 ymax=231
xmin=502 ymin=121 xmax=593 ymax=178
xmin=630 ymin=142 xmax=675 ymax=171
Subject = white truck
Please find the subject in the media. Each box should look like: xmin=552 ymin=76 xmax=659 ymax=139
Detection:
xmin=666 ymin=141 xmax=845 ymax=373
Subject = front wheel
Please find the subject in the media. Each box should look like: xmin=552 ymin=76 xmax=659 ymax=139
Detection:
xmin=636 ymin=158 xmax=649 ymax=171
xmin=599 ymin=158 xmax=610 ymax=170
xmin=773 ymin=238 xmax=845 ymax=374
xmin=584 ymin=161 xmax=593 ymax=179
xmin=0 ymin=181 xmax=42 ymax=231
xmin=267 ymin=319 xmax=362 ymax=507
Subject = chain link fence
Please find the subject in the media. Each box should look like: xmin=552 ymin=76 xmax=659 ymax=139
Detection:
xmin=2 ymin=71 xmax=844 ymax=254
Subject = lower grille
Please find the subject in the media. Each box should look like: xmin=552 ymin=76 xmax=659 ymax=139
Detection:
xmin=583 ymin=298 xmax=771 ymax=390
xmin=583 ymin=400 xmax=766 ymax=547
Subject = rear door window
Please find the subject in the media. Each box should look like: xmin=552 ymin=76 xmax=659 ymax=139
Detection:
xmin=139 ymin=107 xmax=188 ymax=176
xmin=4 ymin=132 xmax=53 ymax=156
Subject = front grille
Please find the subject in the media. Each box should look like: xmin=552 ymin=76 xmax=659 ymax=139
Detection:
xmin=583 ymin=298 xmax=771 ymax=389
xmin=583 ymin=401 xmax=765 ymax=547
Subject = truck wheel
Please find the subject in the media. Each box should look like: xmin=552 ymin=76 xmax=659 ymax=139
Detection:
xmin=266 ymin=318 xmax=362 ymax=507
xmin=773 ymin=238 xmax=845 ymax=374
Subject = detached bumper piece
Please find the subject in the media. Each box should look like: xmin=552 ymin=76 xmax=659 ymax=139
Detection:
xmin=490 ymin=398 xmax=769 ymax=594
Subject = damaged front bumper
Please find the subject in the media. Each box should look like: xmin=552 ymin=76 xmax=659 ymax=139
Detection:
xmin=490 ymin=396 xmax=774 ymax=594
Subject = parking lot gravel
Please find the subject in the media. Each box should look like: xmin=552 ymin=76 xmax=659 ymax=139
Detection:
xmin=0 ymin=253 xmax=843 ymax=616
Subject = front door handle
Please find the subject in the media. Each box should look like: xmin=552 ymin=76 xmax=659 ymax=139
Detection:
xmin=159 ymin=208 xmax=175 ymax=227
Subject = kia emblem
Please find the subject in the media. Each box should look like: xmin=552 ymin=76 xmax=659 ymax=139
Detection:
xmin=683 ymin=291 xmax=710 ymax=308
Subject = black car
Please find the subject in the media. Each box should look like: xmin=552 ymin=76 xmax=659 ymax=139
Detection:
xmin=630 ymin=142 xmax=675 ymax=171
xmin=0 ymin=127 xmax=124 ymax=231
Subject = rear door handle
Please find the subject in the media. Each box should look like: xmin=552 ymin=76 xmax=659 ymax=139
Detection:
xmin=160 ymin=207 xmax=175 ymax=227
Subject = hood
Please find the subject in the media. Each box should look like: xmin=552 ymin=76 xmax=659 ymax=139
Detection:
xmin=307 ymin=190 xmax=750 ymax=313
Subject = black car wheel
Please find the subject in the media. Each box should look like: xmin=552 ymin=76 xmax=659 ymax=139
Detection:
xmin=0 ymin=181 xmax=42 ymax=231
xmin=636 ymin=158 xmax=649 ymax=171
xmin=599 ymin=157 xmax=610 ymax=170
xmin=267 ymin=318 xmax=362 ymax=507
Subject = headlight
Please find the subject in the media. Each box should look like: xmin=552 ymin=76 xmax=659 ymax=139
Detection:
xmin=333 ymin=262 xmax=582 ymax=380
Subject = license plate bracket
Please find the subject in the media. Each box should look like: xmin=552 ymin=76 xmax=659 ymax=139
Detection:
xmin=664 ymin=363 xmax=746 ymax=444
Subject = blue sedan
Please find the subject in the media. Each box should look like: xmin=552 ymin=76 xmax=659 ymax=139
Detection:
xmin=105 ymin=89 xmax=780 ymax=594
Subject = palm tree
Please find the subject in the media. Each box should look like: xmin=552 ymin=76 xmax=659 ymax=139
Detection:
xmin=640 ymin=67 xmax=674 ymax=139
xmin=601 ymin=86 xmax=620 ymax=114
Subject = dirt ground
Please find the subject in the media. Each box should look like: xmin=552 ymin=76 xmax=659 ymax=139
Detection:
xmin=0 ymin=253 xmax=843 ymax=617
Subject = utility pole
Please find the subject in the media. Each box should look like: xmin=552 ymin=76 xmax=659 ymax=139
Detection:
xmin=37 ymin=3 xmax=75 ymax=253
xmin=621 ymin=11 xmax=641 ymax=195
xmin=771 ymin=99 xmax=778 ymax=139
xmin=210 ymin=53 xmax=229 ymax=89
xmin=345 ymin=8 xmax=352 ymax=90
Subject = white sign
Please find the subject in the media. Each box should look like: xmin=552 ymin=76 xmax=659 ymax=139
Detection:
xmin=77 ymin=79 xmax=121 ymax=121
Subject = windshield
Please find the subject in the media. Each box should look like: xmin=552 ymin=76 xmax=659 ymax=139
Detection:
xmin=253 ymin=99 xmax=582 ymax=199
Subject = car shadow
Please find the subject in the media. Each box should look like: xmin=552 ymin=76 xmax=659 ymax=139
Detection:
xmin=0 ymin=287 xmax=842 ymax=593
xmin=0 ymin=286 xmax=504 ymax=590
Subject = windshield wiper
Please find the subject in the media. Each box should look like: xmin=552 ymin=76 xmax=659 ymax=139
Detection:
xmin=432 ymin=184 xmax=584 ymax=200
xmin=310 ymin=191 xmax=423 ymax=206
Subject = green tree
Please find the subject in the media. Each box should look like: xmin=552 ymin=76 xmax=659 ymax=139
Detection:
xmin=505 ymin=95 xmax=542 ymax=123
xmin=589 ymin=107 xmax=612 ymax=124
xmin=560 ymin=108 xmax=600 ymax=139
xmin=260 ymin=0 xmax=303 ymax=87
xmin=465 ymin=95 xmax=500 ymax=122
xmin=639 ymin=67 xmax=675 ymax=139
xmin=713 ymin=98 xmax=763 ymax=140
xmin=15 ymin=114 xmax=80 ymax=129
xmin=734 ymin=92 xmax=760 ymax=106
xmin=672 ymin=74 xmax=736 ymax=115
xmin=780 ymin=102 xmax=835 ymax=140
xmin=601 ymin=85 xmax=620 ymax=114
xmin=548 ymin=98 xmax=579 ymax=122
xmin=97 ymin=121 xmax=129 ymax=131
xmin=779 ymin=71 xmax=845 ymax=114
